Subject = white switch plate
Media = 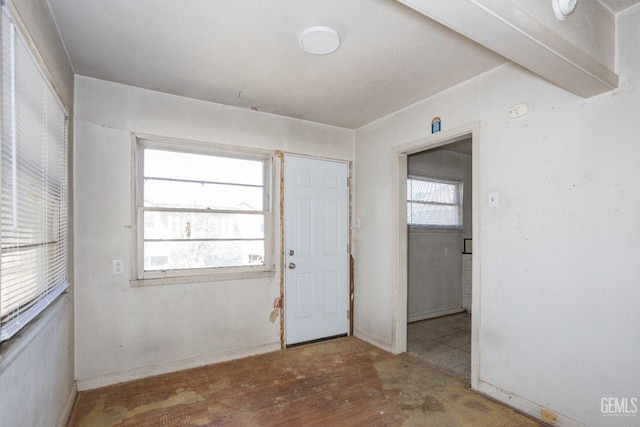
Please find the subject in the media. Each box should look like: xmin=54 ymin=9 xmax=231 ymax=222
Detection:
xmin=488 ymin=192 xmax=499 ymax=208
xmin=112 ymin=259 xmax=124 ymax=275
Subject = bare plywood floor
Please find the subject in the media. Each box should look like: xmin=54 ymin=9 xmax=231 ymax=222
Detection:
xmin=68 ymin=337 xmax=543 ymax=426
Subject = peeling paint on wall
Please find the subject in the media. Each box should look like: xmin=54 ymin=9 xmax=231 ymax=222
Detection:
xmin=269 ymin=297 xmax=281 ymax=323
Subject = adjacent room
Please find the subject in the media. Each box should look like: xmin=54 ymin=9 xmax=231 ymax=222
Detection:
xmin=406 ymin=138 xmax=473 ymax=381
xmin=1 ymin=0 xmax=639 ymax=426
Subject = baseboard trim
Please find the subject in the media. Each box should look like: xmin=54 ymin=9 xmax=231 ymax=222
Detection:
xmin=76 ymin=342 xmax=281 ymax=391
xmin=58 ymin=382 xmax=77 ymax=427
xmin=353 ymin=328 xmax=393 ymax=353
xmin=478 ymin=381 xmax=583 ymax=426
xmin=408 ymin=307 xmax=465 ymax=323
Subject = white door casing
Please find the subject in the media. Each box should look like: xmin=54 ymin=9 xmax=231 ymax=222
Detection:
xmin=284 ymin=155 xmax=349 ymax=345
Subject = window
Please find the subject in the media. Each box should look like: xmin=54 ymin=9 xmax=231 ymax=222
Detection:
xmin=407 ymin=175 xmax=463 ymax=227
xmin=133 ymin=137 xmax=273 ymax=283
xmin=0 ymin=8 xmax=69 ymax=342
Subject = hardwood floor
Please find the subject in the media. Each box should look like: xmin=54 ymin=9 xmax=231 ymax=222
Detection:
xmin=68 ymin=337 xmax=543 ymax=426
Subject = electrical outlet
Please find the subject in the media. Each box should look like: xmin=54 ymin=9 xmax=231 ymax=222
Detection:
xmin=112 ymin=259 xmax=124 ymax=275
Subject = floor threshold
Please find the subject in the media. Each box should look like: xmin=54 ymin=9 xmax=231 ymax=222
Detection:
xmin=286 ymin=333 xmax=348 ymax=348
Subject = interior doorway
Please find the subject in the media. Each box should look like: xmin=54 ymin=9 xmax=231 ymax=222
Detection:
xmin=393 ymin=122 xmax=480 ymax=390
xmin=405 ymin=138 xmax=472 ymax=381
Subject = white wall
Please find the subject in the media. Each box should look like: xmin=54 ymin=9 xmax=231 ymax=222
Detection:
xmin=353 ymin=4 xmax=640 ymax=425
xmin=0 ymin=1 xmax=76 ymax=426
xmin=0 ymin=297 xmax=74 ymax=427
xmin=407 ymin=149 xmax=471 ymax=321
xmin=73 ymin=76 xmax=353 ymax=389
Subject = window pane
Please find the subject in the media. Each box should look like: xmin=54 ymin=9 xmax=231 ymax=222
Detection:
xmin=144 ymin=211 xmax=264 ymax=240
xmin=144 ymin=179 xmax=263 ymax=210
xmin=144 ymin=240 xmax=264 ymax=270
xmin=1 ymin=10 xmax=69 ymax=341
xmin=407 ymin=176 xmax=462 ymax=227
xmin=0 ymin=247 xmax=41 ymax=315
xmin=408 ymin=203 xmax=460 ymax=226
xmin=408 ymin=178 xmax=457 ymax=204
xmin=144 ymin=149 xmax=263 ymax=186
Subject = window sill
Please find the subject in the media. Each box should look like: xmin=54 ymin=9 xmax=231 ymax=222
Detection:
xmin=408 ymin=226 xmax=465 ymax=234
xmin=130 ymin=269 xmax=276 ymax=287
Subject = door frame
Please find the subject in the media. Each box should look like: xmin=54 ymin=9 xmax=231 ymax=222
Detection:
xmin=278 ymin=152 xmax=353 ymax=348
xmin=393 ymin=121 xmax=481 ymax=390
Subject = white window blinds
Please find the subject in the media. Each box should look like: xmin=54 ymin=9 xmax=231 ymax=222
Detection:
xmin=0 ymin=7 xmax=69 ymax=341
xmin=407 ymin=176 xmax=463 ymax=227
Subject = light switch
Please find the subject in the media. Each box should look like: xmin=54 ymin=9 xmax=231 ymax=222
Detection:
xmin=488 ymin=192 xmax=499 ymax=208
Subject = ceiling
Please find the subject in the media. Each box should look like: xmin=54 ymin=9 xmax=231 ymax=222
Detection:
xmin=48 ymin=0 xmax=508 ymax=129
xmin=599 ymin=0 xmax=640 ymax=13
xmin=47 ymin=0 xmax=638 ymax=130
xmin=441 ymin=139 xmax=472 ymax=156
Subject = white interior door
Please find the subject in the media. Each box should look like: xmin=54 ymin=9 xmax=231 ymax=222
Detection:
xmin=285 ymin=155 xmax=349 ymax=346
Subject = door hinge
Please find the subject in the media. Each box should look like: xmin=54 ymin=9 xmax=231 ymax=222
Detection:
xmin=347 ymin=309 xmax=350 ymax=319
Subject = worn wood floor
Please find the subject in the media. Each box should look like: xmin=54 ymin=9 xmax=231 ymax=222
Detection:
xmin=68 ymin=337 xmax=544 ymax=426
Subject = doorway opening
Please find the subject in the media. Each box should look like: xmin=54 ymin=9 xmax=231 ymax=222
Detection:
xmin=393 ymin=122 xmax=480 ymax=389
xmin=406 ymin=138 xmax=472 ymax=381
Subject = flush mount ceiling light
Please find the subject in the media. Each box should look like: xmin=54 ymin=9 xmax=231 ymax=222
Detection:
xmin=300 ymin=26 xmax=340 ymax=55
xmin=552 ymin=0 xmax=577 ymax=20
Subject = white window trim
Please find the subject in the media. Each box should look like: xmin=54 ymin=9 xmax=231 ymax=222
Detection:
xmin=130 ymin=133 xmax=275 ymax=286
xmin=407 ymin=174 xmax=464 ymax=230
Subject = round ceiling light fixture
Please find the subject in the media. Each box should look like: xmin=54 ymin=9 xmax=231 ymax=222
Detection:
xmin=299 ymin=26 xmax=340 ymax=55
xmin=552 ymin=0 xmax=577 ymax=21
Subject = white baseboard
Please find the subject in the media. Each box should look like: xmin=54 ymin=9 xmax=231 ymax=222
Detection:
xmin=77 ymin=342 xmax=281 ymax=391
xmin=58 ymin=383 xmax=78 ymax=427
xmin=478 ymin=381 xmax=583 ymax=426
xmin=408 ymin=307 xmax=465 ymax=323
xmin=353 ymin=328 xmax=394 ymax=353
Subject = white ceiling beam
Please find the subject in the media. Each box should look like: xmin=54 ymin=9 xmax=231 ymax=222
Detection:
xmin=397 ymin=0 xmax=619 ymax=97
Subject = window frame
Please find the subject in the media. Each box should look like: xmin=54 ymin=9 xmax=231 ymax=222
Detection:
xmin=407 ymin=174 xmax=464 ymax=229
xmin=131 ymin=134 xmax=275 ymax=286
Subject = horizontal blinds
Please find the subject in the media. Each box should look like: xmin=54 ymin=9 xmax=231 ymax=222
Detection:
xmin=0 ymin=8 xmax=69 ymax=341
xmin=407 ymin=176 xmax=462 ymax=227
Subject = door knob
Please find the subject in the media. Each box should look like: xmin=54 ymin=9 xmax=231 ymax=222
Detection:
xmin=288 ymin=263 xmax=296 ymax=269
